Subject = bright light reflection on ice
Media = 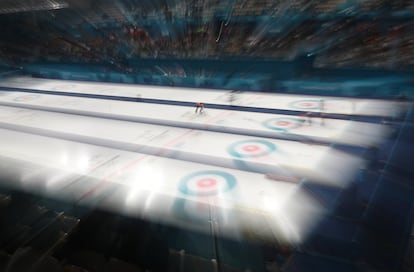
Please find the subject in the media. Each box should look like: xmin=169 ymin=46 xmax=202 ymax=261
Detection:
xmin=126 ymin=164 xmax=165 ymax=206
xmin=76 ymin=155 xmax=90 ymax=172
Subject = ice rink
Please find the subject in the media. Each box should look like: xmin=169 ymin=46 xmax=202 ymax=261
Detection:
xmin=0 ymin=76 xmax=402 ymax=244
xmin=0 ymin=76 xmax=404 ymax=116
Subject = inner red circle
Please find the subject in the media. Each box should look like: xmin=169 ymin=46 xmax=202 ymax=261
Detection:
xmin=197 ymin=178 xmax=217 ymax=188
xmin=242 ymin=145 xmax=260 ymax=152
xmin=300 ymin=102 xmax=313 ymax=107
xmin=276 ymin=121 xmax=290 ymax=126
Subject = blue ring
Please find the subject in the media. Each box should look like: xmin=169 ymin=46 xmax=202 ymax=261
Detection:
xmin=289 ymin=99 xmax=321 ymax=110
xmin=227 ymin=139 xmax=277 ymax=158
xmin=178 ymin=170 xmax=237 ymax=196
xmin=263 ymin=117 xmax=304 ymax=132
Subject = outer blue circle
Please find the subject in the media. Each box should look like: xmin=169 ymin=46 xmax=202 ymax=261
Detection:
xmin=227 ymin=139 xmax=277 ymax=158
xmin=178 ymin=170 xmax=237 ymax=196
xmin=263 ymin=117 xmax=304 ymax=132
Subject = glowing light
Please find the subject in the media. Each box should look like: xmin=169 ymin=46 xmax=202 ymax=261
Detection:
xmin=60 ymin=153 xmax=68 ymax=166
xmin=76 ymin=155 xmax=90 ymax=172
xmin=126 ymin=164 xmax=165 ymax=205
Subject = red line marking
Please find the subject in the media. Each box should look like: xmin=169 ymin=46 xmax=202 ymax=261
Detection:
xmin=77 ymin=129 xmax=195 ymax=202
xmin=77 ymin=156 xmax=147 ymax=201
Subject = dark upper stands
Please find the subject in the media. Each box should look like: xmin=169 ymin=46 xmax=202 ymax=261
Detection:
xmin=0 ymin=0 xmax=413 ymax=71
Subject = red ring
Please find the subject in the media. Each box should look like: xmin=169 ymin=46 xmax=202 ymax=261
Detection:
xmin=300 ymin=102 xmax=314 ymax=107
xmin=197 ymin=178 xmax=217 ymax=188
xmin=276 ymin=121 xmax=291 ymax=126
xmin=242 ymin=145 xmax=260 ymax=152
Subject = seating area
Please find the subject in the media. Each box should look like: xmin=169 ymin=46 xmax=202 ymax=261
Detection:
xmin=0 ymin=1 xmax=413 ymax=70
xmin=0 ymin=191 xmax=259 ymax=272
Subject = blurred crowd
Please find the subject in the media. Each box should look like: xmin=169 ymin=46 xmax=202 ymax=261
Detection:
xmin=0 ymin=0 xmax=413 ymax=70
